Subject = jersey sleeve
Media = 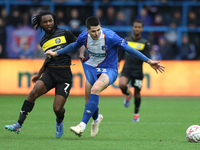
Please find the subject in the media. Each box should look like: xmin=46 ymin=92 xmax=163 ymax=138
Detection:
xmin=75 ymin=30 xmax=87 ymax=47
xmin=56 ymin=31 xmax=87 ymax=56
xmin=111 ymin=32 xmax=128 ymax=49
xmin=111 ymin=32 xmax=149 ymax=62
xmin=124 ymin=45 xmax=149 ymax=62
xmin=64 ymin=30 xmax=77 ymax=44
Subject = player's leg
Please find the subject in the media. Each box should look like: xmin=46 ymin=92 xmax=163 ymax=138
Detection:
xmin=70 ymin=65 xmax=117 ymax=137
xmin=82 ymin=72 xmax=109 ymax=121
xmin=132 ymin=78 xmax=143 ymax=122
xmin=70 ymin=73 xmax=110 ymax=137
xmin=85 ymin=80 xmax=92 ymax=105
xmin=53 ymin=95 xmax=66 ymax=121
xmin=5 ymin=80 xmax=47 ymax=133
xmin=85 ymin=79 xmax=102 ymax=137
xmin=134 ymin=88 xmax=141 ymax=114
xmin=19 ymin=74 xmax=51 ymax=125
xmin=53 ymin=95 xmax=67 ymax=138
xmin=80 ymin=63 xmax=106 ymax=124
xmin=21 ymin=80 xmax=47 ymax=122
xmin=54 ymin=68 xmax=72 ymax=138
xmin=85 ymin=80 xmax=99 ymax=123
xmin=133 ymin=88 xmax=141 ymax=122
xmin=119 ymin=75 xmax=131 ymax=107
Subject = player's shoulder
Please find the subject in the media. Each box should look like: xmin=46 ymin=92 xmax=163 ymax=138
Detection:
xmin=140 ymin=37 xmax=148 ymax=43
xmin=124 ymin=36 xmax=132 ymax=41
xmin=135 ymin=37 xmax=149 ymax=45
xmin=102 ymin=28 xmax=118 ymax=41
xmin=58 ymin=28 xmax=65 ymax=31
xmin=55 ymin=28 xmax=66 ymax=33
xmin=78 ymin=30 xmax=88 ymax=38
xmin=56 ymin=28 xmax=74 ymax=35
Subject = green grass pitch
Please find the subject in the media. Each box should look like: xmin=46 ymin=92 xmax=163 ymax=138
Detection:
xmin=0 ymin=95 xmax=200 ymax=150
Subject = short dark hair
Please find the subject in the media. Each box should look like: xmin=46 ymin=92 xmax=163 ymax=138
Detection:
xmin=32 ymin=10 xmax=59 ymax=30
xmin=133 ymin=20 xmax=144 ymax=27
xmin=85 ymin=16 xmax=101 ymax=29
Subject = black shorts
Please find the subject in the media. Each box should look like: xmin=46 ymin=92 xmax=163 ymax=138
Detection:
xmin=39 ymin=67 xmax=72 ymax=98
xmin=120 ymin=68 xmax=143 ymax=91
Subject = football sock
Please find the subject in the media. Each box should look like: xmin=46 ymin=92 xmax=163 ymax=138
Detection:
xmin=93 ymin=114 xmax=100 ymax=124
xmin=121 ymin=86 xmax=130 ymax=96
xmin=80 ymin=122 xmax=86 ymax=130
xmin=92 ymin=106 xmax=99 ymax=121
xmin=56 ymin=108 xmax=65 ymax=124
xmin=18 ymin=100 xmax=34 ymax=126
xmin=81 ymin=94 xmax=99 ymax=124
xmin=134 ymin=97 xmax=141 ymax=114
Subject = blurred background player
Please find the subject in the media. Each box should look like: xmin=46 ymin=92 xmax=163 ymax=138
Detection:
xmin=118 ymin=20 xmax=150 ymax=122
xmin=5 ymin=10 xmax=78 ymax=138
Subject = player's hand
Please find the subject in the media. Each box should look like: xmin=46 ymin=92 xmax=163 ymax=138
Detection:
xmin=32 ymin=74 xmax=41 ymax=83
xmin=45 ymin=50 xmax=58 ymax=58
xmin=147 ymin=59 xmax=165 ymax=74
xmin=79 ymin=54 xmax=86 ymax=62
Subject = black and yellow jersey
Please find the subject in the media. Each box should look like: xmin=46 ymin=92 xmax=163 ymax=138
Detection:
xmin=40 ymin=28 xmax=77 ymax=66
xmin=118 ymin=37 xmax=150 ymax=76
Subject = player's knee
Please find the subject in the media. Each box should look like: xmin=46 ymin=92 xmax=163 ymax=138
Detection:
xmin=90 ymin=86 xmax=100 ymax=95
xmin=53 ymin=105 xmax=62 ymax=113
xmin=134 ymin=92 xmax=140 ymax=99
xmin=119 ymin=81 xmax=127 ymax=90
xmin=29 ymin=89 xmax=39 ymax=100
xmin=119 ymin=83 xmax=126 ymax=89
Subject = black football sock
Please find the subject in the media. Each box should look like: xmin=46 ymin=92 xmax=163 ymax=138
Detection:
xmin=134 ymin=97 xmax=141 ymax=114
xmin=92 ymin=107 xmax=99 ymax=120
xmin=56 ymin=108 xmax=65 ymax=124
xmin=18 ymin=100 xmax=34 ymax=126
xmin=121 ymin=86 xmax=130 ymax=96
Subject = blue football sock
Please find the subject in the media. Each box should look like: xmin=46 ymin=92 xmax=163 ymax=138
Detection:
xmin=82 ymin=94 xmax=99 ymax=124
xmin=92 ymin=107 xmax=99 ymax=120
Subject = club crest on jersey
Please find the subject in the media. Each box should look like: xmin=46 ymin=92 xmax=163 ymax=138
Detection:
xmin=102 ymin=45 xmax=107 ymax=51
xmin=55 ymin=38 xmax=61 ymax=44
xmin=137 ymin=44 xmax=141 ymax=49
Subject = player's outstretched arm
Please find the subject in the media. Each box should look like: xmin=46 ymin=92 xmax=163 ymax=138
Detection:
xmin=124 ymin=45 xmax=149 ymax=62
xmin=147 ymin=59 xmax=165 ymax=74
xmin=124 ymin=45 xmax=165 ymax=74
xmin=45 ymin=42 xmax=79 ymax=57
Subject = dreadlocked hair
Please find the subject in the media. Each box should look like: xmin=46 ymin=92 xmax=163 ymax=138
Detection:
xmin=32 ymin=10 xmax=59 ymax=30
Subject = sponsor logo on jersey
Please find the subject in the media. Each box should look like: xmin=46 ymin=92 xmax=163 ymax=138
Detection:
xmin=48 ymin=46 xmax=61 ymax=52
xmin=89 ymin=51 xmax=106 ymax=57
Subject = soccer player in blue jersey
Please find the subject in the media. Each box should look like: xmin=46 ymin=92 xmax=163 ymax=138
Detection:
xmin=45 ymin=16 xmax=165 ymax=137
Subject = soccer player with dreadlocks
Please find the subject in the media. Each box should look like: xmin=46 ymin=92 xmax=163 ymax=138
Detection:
xmin=5 ymin=10 xmax=78 ymax=138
